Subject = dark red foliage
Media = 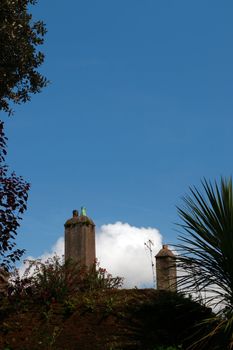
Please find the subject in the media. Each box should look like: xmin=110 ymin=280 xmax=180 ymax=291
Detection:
xmin=0 ymin=121 xmax=30 ymax=270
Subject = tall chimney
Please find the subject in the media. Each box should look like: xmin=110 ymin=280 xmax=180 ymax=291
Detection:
xmin=64 ymin=208 xmax=96 ymax=268
xmin=155 ymin=244 xmax=177 ymax=291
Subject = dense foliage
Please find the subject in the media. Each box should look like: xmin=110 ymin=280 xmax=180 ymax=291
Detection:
xmin=8 ymin=257 xmax=123 ymax=304
xmin=0 ymin=0 xmax=48 ymax=115
xmin=131 ymin=291 xmax=215 ymax=349
xmin=176 ymin=178 xmax=233 ymax=349
xmin=0 ymin=122 xmax=29 ymax=270
xmin=0 ymin=278 xmax=215 ymax=350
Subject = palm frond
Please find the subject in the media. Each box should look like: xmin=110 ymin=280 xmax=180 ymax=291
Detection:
xmin=175 ymin=177 xmax=233 ymax=348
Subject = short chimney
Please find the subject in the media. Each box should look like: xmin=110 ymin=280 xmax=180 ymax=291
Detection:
xmin=155 ymin=244 xmax=177 ymax=291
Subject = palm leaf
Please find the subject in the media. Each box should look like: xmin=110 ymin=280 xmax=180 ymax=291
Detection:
xmin=175 ymin=177 xmax=233 ymax=348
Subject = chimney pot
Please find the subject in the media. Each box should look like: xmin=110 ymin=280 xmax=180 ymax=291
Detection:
xmin=73 ymin=209 xmax=79 ymax=217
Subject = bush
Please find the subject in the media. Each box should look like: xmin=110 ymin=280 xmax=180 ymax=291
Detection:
xmin=130 ymin=291 xmax=213 ymax=349
xmin=8 ymin=256 xmax=123 ymax=305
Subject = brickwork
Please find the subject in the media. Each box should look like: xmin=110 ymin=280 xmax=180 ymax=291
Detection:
xmin=155 ymin=244 xmax=177 ymax=291
xmin=64 ymin=209 xmax=96 ymax=269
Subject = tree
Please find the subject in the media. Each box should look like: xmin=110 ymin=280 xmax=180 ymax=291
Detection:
xmin=0 ymin=0 xmax=48 ymax=115
xmin=0 ymin=121 xmax=30 ymax=270
xmin=176 ymin=178 xmax=233 ymax=348
xmin=0 ymin=1 xmax=47 ymax=269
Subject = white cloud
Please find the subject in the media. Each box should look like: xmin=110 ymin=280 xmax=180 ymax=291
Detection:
xmin=20 ymin=222 xmax=163 ymax=288
xmin=96 ymin=222 xmax=162 ymax=288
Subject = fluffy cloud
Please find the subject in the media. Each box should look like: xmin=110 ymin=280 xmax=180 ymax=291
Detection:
xmin=21 ymin=222 xmax=163 ymax=288
xmin=96 ymin=222 xmax=162 ymax=288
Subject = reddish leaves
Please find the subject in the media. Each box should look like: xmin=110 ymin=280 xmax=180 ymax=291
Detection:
xmin=0 ymin=121 xmax=30 ymax=270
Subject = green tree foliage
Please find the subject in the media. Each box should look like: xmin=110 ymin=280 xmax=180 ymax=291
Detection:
xmin=176 ymin=178 xmax=233 ymax=349
xmin=0 ymin=0 xmax=48 ymax=115
xmin=0 ymin=122 xmax=30 ymax=270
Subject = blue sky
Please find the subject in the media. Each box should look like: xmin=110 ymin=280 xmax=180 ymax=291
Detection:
xmin=2 ymin=1 xmax=233 ymax=266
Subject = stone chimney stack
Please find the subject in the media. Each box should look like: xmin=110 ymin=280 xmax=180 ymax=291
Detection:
xmin=155 ymin=244 xmax=177 ymax=292
xmin=64 ymin=208 xmax=96 ymax=269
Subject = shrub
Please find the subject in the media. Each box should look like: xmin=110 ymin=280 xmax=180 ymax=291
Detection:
xmin=130 ymin=290 xmax=213 ymax=349
xmin=8 ymin=256 xmax=123 ymax=305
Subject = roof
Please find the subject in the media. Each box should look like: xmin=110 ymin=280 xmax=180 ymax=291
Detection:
xmin=156 ymin=244 xmax=176 ymax=258
xmin=64 ymin=209 xmax=95 ymax=228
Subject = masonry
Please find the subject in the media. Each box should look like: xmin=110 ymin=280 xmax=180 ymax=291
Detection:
xmin=64 ymin=208 xmax=96 ymax=269
xmin=155 ymin=244 xmax=177 ymax=292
